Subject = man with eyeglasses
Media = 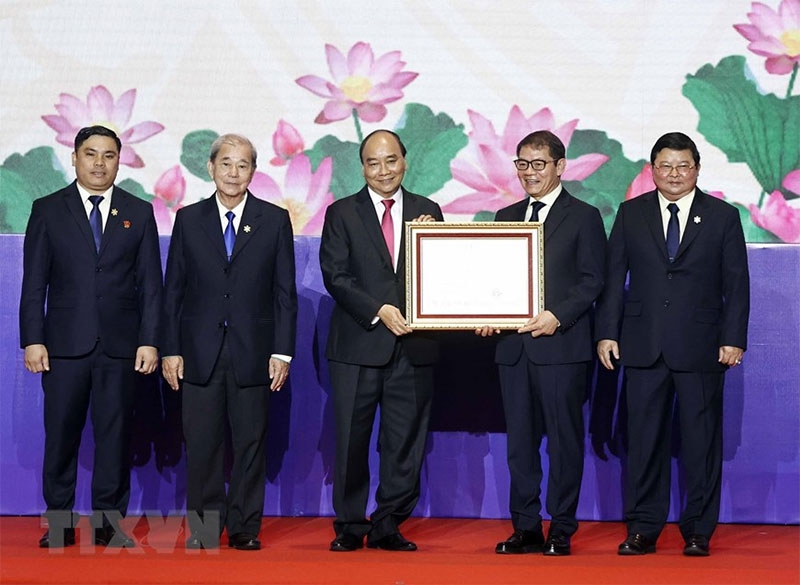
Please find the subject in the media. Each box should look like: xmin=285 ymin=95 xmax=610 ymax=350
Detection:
xmin=477 ymin=130 xmax=606 ymax=556
xmin=596 ymin=132 xmax=749 ymax=557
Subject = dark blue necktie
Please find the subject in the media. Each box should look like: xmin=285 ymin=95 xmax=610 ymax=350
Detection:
xmin=88 ymin=195 xmax=104 ymax=252
xmin=224 ymin=211 xmax=236 ymax=261
xmin=666 ymin=203 xmax=680 ymax=262
xmin=529 ymin=200 xmax=546 ymax=222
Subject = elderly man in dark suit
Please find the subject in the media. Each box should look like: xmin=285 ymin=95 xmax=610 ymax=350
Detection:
xmin=20 ymin=125 xmax=163 ymax=549
xmin=320 ymin=130 xmax=443 ymax=552
xmin=478 ymin=130 xmax=607 ymax=557
xmin=161 ymin=134 xmax=297 ymax=551
xmin=596 ymin=132 xmax=749 ymax=557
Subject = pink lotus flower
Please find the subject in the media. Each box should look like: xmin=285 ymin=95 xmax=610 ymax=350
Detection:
xmin=783 ymin=168 xmax=800 ymax=194
xmin=625 ymin=164 xmax=657 ymax=200
xmin=734 ymin=0 xmax=800 ymax=75
xmin=152 ymin=165 xmax=186 ymax=235
xmin=271 ymin=120 xmax=305 ymax=166
xmin=750 ymin=190 xmax=800 ymax=242
xmin=249 ymin=154 xmax=333 ymax=235
xmin=445 ymin=106 xmax=609 ymax=214
xmin=42 ymin=85 xmax=164 ymax=168
xmin=296 ymin=42 xmax=418 ymax=124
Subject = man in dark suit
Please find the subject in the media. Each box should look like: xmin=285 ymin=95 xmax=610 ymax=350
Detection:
xmin=596 ymin=132 xmax=749 ymax=557
xmin=20 ymin=125 xmax=162 ymax=548
xmin=320 ymin=130 xmax=443 ymax=552
xmin=478 ymin=131 xmax=606 ymax=556
xmin=161 ymin=134 xmax=297 ymax=551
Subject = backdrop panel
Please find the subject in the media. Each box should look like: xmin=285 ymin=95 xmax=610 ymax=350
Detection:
xmin=1 ymin=235 xmax=797 ymax=524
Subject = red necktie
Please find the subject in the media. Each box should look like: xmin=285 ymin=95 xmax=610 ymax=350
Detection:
xmin=381 ymin=199 xmax=395 ymax=266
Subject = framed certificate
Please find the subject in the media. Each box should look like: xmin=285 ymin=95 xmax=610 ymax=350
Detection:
xmin=405 ymin=222 xmax=544 ymax=329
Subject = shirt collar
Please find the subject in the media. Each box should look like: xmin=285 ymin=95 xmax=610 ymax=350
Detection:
xmin=368 ymin=186 xmax=402 ymax=207
xmin=528 ymin=183 xmax=562 ymax=207
xmin=215 ymin=192 xmax=248 ymax=220
xmin=76 ymin=183 xmax=113 ymax=202
xmin=657 ymin=188 xmax=695 ymax=212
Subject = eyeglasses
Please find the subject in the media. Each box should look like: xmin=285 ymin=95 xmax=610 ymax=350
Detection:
xmin=653 ymin=163 xmax=696 ymax=176
xmin=514 ymin=158 xmax=557 ymax=171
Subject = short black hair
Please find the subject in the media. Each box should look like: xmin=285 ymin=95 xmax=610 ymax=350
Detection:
xmin=359 ymin=129 xmax=407 ymax=163
xmin=650 ymin=132 xmax=700 ymax=166
xmin=516 ymin=130 xmax=566 ymax=161
xmin=74 ymin=125 xmax=122 ymax=153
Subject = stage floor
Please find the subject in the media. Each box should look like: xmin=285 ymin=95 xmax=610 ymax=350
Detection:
xmin=1 ymin=516 xmax=797 ymax=585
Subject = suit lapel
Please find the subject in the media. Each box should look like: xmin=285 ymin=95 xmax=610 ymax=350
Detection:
xmin=508 ymin=198 xmax=529 ymax=221
xmin=63 ymin=182 xmax=98 ymax=254
xmin=639 ymin=191 xmax=669 ymax=261
xmin=199 ymin=195 xmax=229 ymax=262
xmin=675 ymin=188 xmax=707 ymax=261
xmin=229 ymin=193 xmax=262 ymax=262
xmin=98 ymin=187 xmax=126 ymax=257
xmin=355 ymin=187 xmax=393 ymax=269
xmin=542 ymin=190 xmax=569 ymax=242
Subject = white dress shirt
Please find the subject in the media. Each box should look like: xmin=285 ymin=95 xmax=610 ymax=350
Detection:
xmin=657 ymin=189 xmax=695 ymax=242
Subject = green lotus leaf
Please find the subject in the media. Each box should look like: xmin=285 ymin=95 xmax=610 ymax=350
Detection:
xmin=395 ymin=103 xmax=468 ymax=196
xmin=683 ymin=55 xmax=800 ymax=197
xmin=117 ymin=178 xmax=154 ymax=202
xmin=305 ymin=136 xmax=362 ymax=200
xmin=181 ymin=130 xmax=218 ymax=181
xmin=0 ymin=147 xmax=69 ymax=233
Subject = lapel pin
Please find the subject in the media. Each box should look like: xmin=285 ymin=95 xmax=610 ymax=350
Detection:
xmin=111 ymin=208 xmax=119 ymax=216
xmin=243 ymin=225 xmax=251 ymax=233
xmin=123 ymin=220 xmax=131 ymax=229
xmin=694 ymin=216 xmax=701 ymax=224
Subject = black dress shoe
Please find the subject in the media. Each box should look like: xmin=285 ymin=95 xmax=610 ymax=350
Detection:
xmin=683 ymin=534 xmax=710 ymax=557
xmin=39 ymin=528 xmax=76 ymax=548
xmin=495 ymin=529 xmax=545 ymax=554
xmin=543 ymin=534 xmax=571 ymax=556
xmin=186 ymin=534 xmax=219 ymax=549
xmin=228 ymin=533 xmax=261 ymax=551
xmin=94 ymin=526 xmax=135 ymax=548
xmin=618 ymin=533 xmax=656 ymax=555
xmin=330 ymin=533 xmax=364 ymax=552
xmin=367 ymin=532 xmax=417 ymax=551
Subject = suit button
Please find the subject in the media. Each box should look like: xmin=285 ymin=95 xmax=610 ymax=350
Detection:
xmin=667 ymin=273 xmax=673 ymax=280
xmin=95 ymin=267 xmax=102 ymax=272
xmin=223 ymin=268 xmax=229 ymax=274
xmin=224 ymin=293 xmax=230 ymax=299
xmin=664 ymin=300 xmax=670 ymax=307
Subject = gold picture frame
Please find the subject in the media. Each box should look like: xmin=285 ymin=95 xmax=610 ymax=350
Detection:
xmin=405 ymin=222 xmax=544 ymax=329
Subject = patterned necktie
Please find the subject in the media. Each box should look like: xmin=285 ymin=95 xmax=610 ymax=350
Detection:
xmin=529 ymin=200 xmax=546 ymax=222
xmin=224 ymin=210 xmax=236 ymax=261
xmin=88 ymin=195 xmax=104 ymax=252
xmin=381 ymin=199 xmax=395 ymax=267
xmin=666 ymin=203 xmax=680 ymax=262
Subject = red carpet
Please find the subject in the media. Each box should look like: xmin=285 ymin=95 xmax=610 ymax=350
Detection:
xmin=1 ymin=516 xmax=797 ymax=585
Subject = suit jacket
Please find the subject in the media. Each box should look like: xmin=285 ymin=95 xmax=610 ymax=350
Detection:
xmin=595 ymin=188 xmax=750 ymax=371
xmin=320 ymin=186 xmax=443 ymax=367
xmin=161 ymin=193 xmax=297 ymax=386
xmin=494 ymin=188 xmax=607 ymax=365
xmin=19 ymin=181 xmax=162 ymax=358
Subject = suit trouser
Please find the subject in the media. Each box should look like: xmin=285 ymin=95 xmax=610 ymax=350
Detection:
xmin=42 ymin=342 xmax=135 ymax=524
xmin=182 ymin=333 xmax=269 ymax=539
xmin=329 ymin=342 xmax=433 ymax=541
xmin=624 ymin=358 xmax=724 ymax=541
xmin=498 ymin=359 xmax=588 ymax=537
